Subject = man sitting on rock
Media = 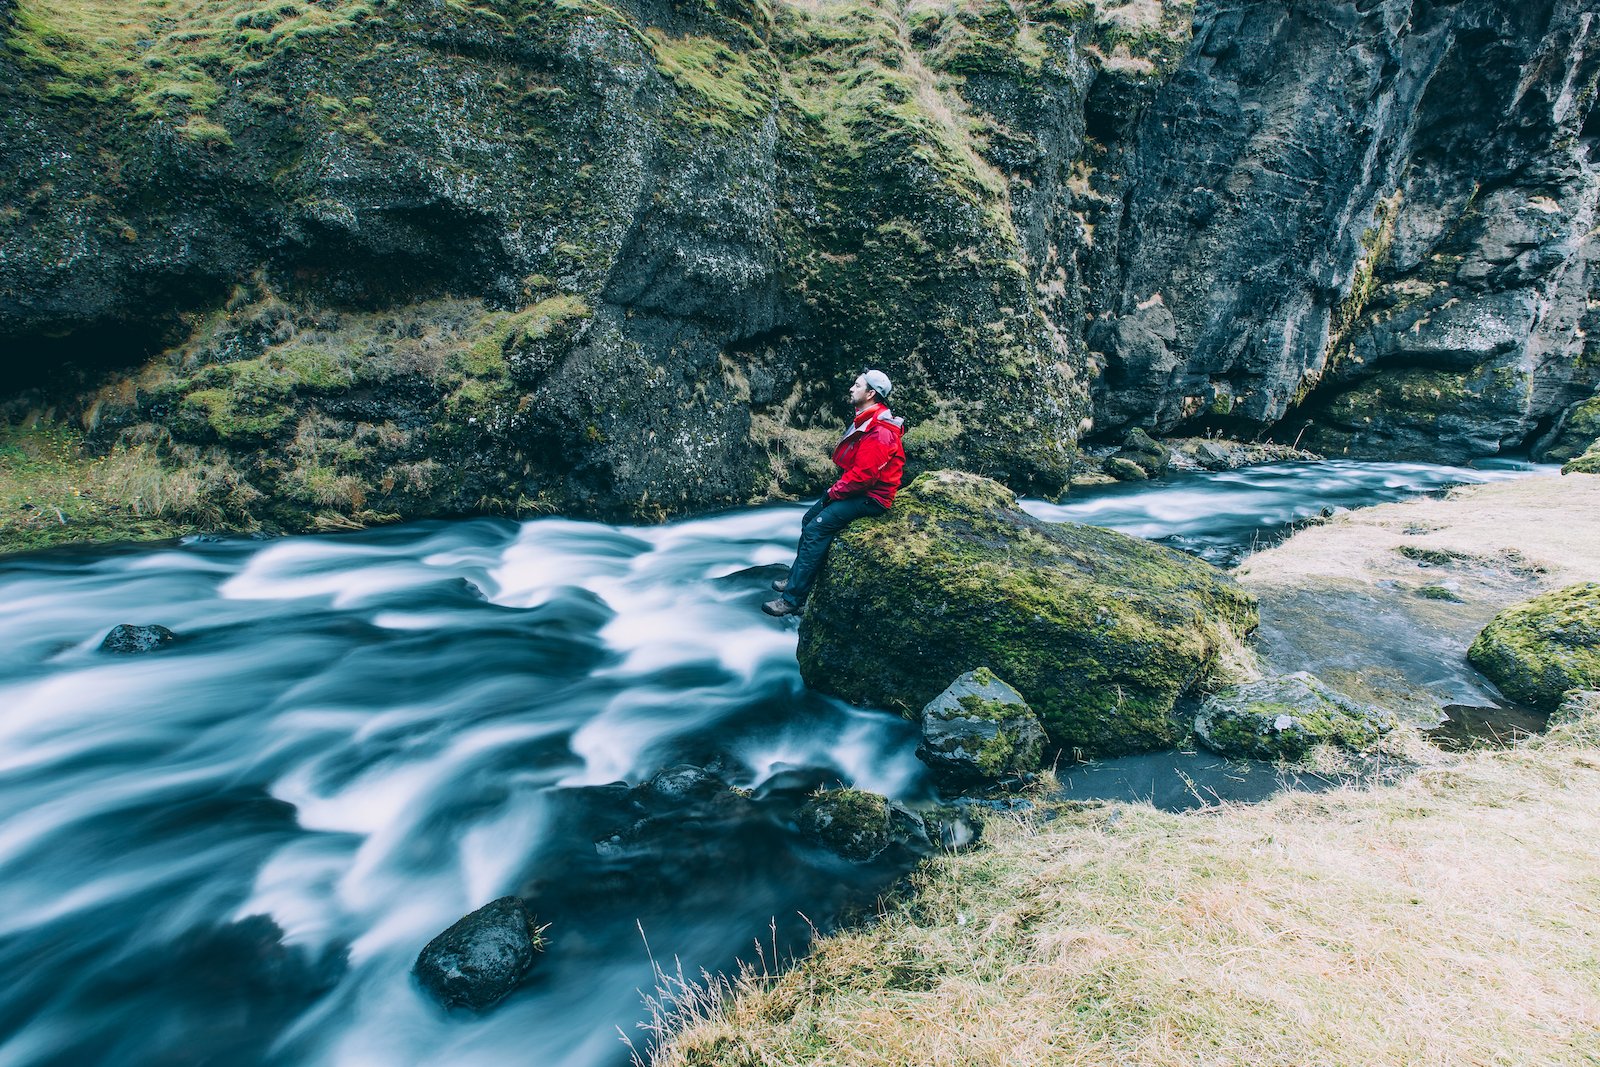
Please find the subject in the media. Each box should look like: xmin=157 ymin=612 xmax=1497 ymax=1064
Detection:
xmin=764 ymin=369 xmax=905 ymax=617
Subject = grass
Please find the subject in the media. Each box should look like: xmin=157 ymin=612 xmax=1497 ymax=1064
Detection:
xmin=0 ymin=422 xmax=259 ymax=554
xmin=652 ymin=721 xmax=1600 ymax=1065
xmin=6 ymin=0 xmax=377 ymax=129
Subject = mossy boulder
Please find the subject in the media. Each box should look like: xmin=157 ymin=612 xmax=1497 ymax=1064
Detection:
xmin=1194 ymin=672 xmax=1397 ymax=761
xmin=1109 ymin=427 xmax=1171 ymax=478
xmin=1467 ymin=583 xmax=1600 ymax=711
xmin=916 ymin=667 xmax=1047 ymax=788
xmin=1542 ymin=396 xmax=1600 ymax=463
xmin=1103 ymin=456 xmax=1149 ymax=482
xmin=798 ymin=470 xmax=1259 ymax=755
xmin=795 ymin=788 xmax=928 ymax=862
xmin=1562 ymin=441 xmax=1600 ymax=476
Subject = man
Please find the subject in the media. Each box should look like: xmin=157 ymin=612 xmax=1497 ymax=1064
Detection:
xmin=763 ymin=369 xmax=905 ymax=617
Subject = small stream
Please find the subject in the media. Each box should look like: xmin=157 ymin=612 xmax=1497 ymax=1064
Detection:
xmin=0 ymin=459 xmax=1538 ymax=1066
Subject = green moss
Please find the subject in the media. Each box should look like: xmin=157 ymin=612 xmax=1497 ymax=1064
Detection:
xmin=799 ymin=471 xmax=1259 ymax=755
xmin=1564 ymin=443 xmax=1600 ymax=475
xmin=648 ymin=28 xmax=775 ymax=135
xmin=7 ymin=0 xmax=378 ymax=123
xmin=1195 ymin=673 xmax=1395 ymax=761
xmin=1415 ymin=584 xmax=1464 ymax=602
xmin=1468 ymin=583 xmax=1600 ymax=711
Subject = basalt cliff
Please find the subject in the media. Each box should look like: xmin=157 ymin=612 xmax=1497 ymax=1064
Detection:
xmin=3 ymin=0 xmax=1598 ymax=528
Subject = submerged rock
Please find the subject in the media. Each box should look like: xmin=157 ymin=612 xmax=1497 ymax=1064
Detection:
xmin=800 ymin=471 xmax=1258 ymax=755
xmin=413 ymin=896 xmax=545 ymax=1012
xmin=1195 ymin=673 xmax=1397 ymax=761
xmin=1468 ymin=584 xmax=1600 ymax=711
xmin=99 ymin=624 xmax=177 ymax=654
xmin=917 ymin=668 xmax=1046 ymax=788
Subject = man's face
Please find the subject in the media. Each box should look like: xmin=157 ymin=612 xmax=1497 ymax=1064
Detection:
xmin=848 ymin=375 xmax=871 ymax=407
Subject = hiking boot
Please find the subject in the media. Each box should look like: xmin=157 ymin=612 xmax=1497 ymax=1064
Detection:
xmin=771 ymin=578 xmax=789 ymax=593
xmin=761 ymin=597 xmax=801 ymax=617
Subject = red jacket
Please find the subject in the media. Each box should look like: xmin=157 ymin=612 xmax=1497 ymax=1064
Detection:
xmin=827 ymin=403 xmax=906 ymax=507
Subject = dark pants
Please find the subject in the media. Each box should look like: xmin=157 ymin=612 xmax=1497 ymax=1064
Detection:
xmin=783 ymin=495 xmax=887 ymax=605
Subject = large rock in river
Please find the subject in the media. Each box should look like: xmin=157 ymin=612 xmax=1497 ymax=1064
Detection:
xmin=413 ymin=896 xmax=545 ymax=1012
xmin=798 ymin=471 xmax=1258 ymax=755
xmin=1468 ymin=583 xmax=1600 ymax=711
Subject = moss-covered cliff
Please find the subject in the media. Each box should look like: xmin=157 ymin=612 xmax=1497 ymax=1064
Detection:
xmin=2 ymin=0 xmax=1597 ymax=534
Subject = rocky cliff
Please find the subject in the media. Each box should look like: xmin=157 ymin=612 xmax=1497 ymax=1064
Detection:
xmin=2 ymin=0 xmax=1597 ymax=527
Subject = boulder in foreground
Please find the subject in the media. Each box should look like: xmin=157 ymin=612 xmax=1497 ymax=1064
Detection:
xmin=1468 ymin=583 xmax=1600 ymax=710
xmin=414 ymin=896 xmax=545 ymax=1012
xmin=917 ymin=668 xmax=1047 ymax=787
xmin=799 ymin=471 xmax=1258 ymax=755
xmin=1195 ymin=672 xmax=1397 ymax=760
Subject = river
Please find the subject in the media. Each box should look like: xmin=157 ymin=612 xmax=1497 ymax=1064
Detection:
xmin=0 ymin=459 xmax=1537 ymax=1066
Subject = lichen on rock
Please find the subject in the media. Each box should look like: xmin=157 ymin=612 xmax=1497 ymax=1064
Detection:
xmin=1194 ymin=671 xmax=1397 ymax=761
xmin=798 ymin=469 xmax=1258 ymax=755
xmin=1467 ymin=583 xmax=1600 ymax=711
xmin=916 ymin=667 xmax=1047 ymax=787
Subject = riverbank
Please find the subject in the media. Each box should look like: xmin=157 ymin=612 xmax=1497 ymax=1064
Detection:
xmin=653 ymin=472 xmax=1600 ymax=1065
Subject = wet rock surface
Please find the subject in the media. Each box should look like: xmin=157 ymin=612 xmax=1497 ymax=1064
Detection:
xmin=99 ymin=623 xmax=177 ymax=654
xmin=413 ymin=896 xmax=545 ymax=1012
xmin=917 ymin=668 xmax=1047 ymax=788
xmin=800 ymin=470 xmax=1257 ymax=755
xmin=1195 ymin=672 xmax=1398 ymax=761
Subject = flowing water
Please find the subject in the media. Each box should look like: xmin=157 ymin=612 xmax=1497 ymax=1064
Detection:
xmin=0 ymin=459 xmax=1540 ymax=1066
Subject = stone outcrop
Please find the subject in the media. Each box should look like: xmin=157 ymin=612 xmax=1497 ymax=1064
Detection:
xmin=2 ymin=2 xmax=1594 ymax=528
xmin=1194 ymin=672 xmax=1397 ymax=761
xmin=1468 ymin=583 xmax=1600 ymax=711
xmin=795 ymin=788 xmax=929 ymax=862
xmin=413 ymin=896 xmax=545 ymax=1012
xmin=798 ymin=470 xmax=1258 ymax=755
xmin=916 ymin=668 xmax=1047 ymax=787
xmin=99 ymin=624 xmax=177 ymax=654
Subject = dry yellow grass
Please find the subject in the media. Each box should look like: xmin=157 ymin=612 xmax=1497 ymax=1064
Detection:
xmin=655 ymin=720 xmax=1600 ymax=1066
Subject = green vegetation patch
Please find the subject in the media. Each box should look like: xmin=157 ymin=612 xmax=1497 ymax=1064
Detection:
xmin=1468 ymin=582 xmax=1600 ymax=711
xmin=0 ymin=421 xmax=259 ymax=554
xmin=7 ymin=0 xmax=378 ymax=129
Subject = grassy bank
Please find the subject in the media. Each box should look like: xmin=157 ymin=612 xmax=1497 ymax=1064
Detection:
xmin=654 ymin=721 xmax=1600 ymax=1065
xmin=0 ymin=421 xmax=255 ymax=554
xmin=653 ymin=471 xmax=1600 ymax=1065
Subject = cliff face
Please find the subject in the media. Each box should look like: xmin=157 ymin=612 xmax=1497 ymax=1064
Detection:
xmin=1 ymin=0 xmax=1596 ymax=526
xmin=1083 ymin=0 xmax=1600 ymax=462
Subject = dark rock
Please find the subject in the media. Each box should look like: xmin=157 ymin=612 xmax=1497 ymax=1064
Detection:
xmin=413 ymin=896 xmax=544 ymax=1012
xmin=636 ymin=764 xmax=727 ymax=805
xmin=1468 ymin=583 xmax=1600 ymax=711
xmin=1109 ymin=427 xmax=1170 ymax=478
xmin=916 ymin=668 xmax=1047 ymax=787
xmin=795 ymin=788 xmax=895 ymax=862
xmin=1195 ymin=672 xmax=1398 ymax=761
xmin=800 ymin=471 xmax=1258 ymax=755
xmin=100 ymin=624 xmax=177 ymax=654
